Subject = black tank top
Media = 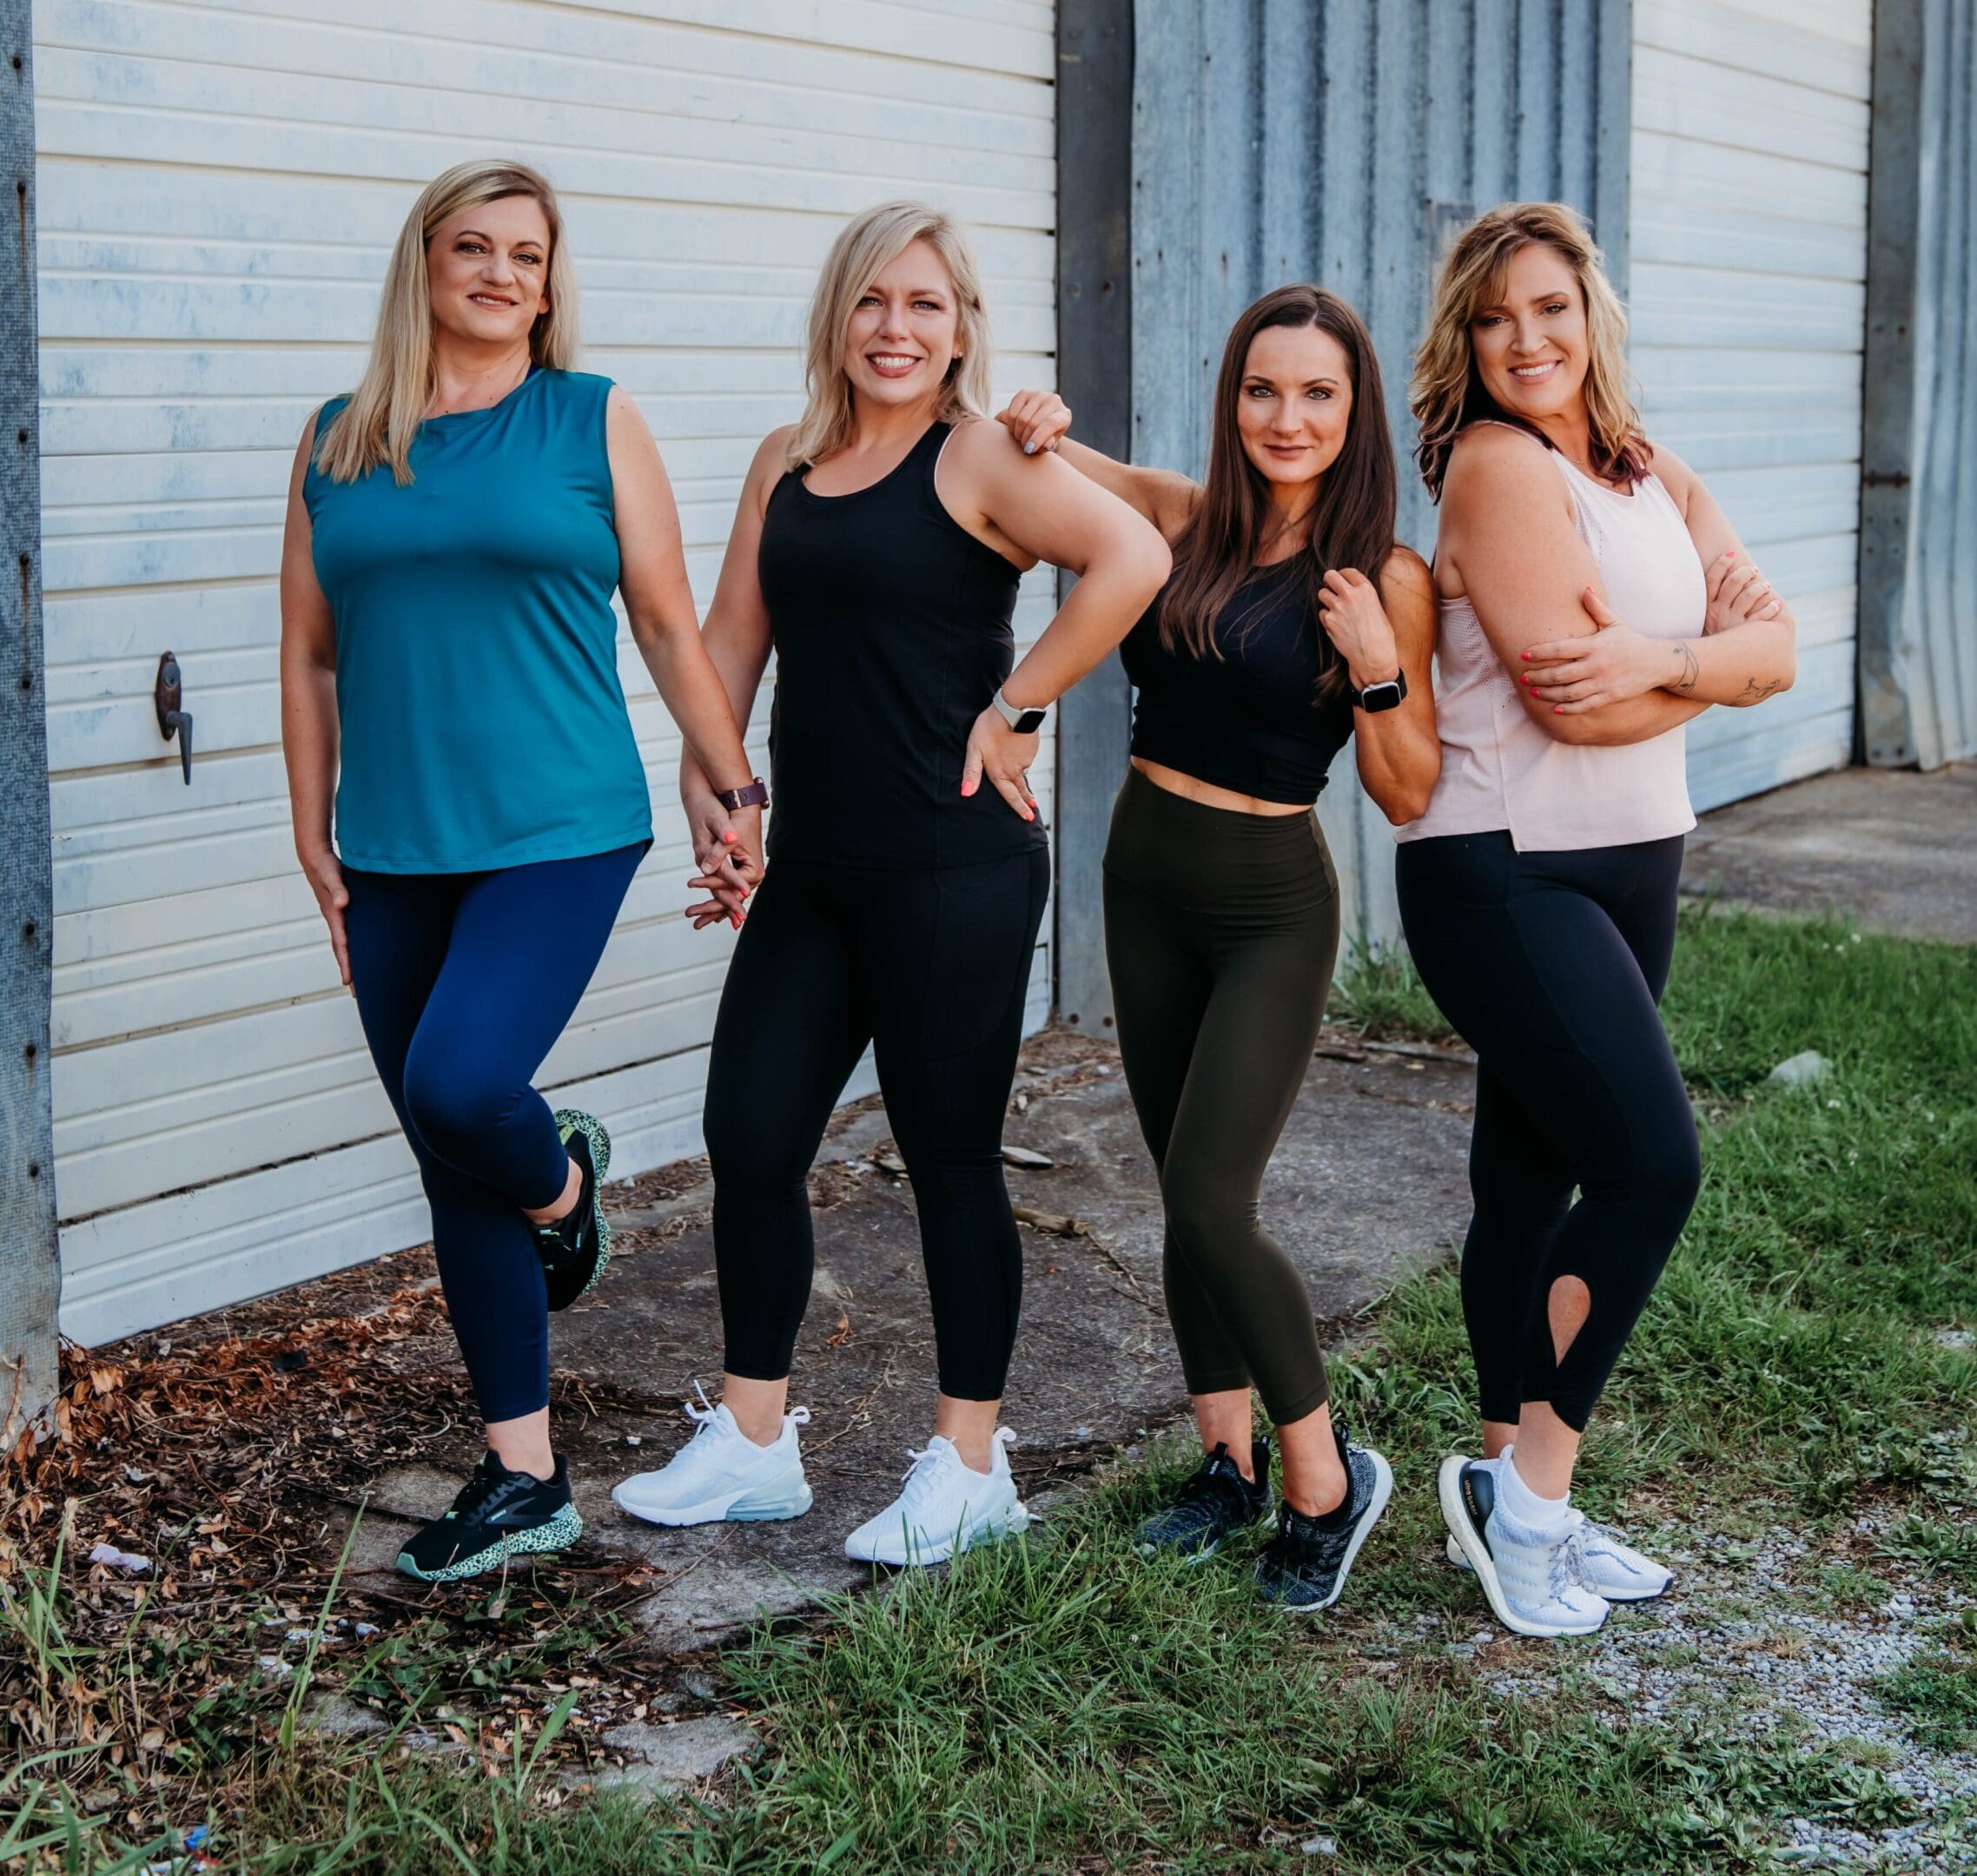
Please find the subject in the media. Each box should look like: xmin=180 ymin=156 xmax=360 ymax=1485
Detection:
xmin=757 ymin=421 xmax=1047 ymax=869
xmin=1121 ymin=560 xmax=1353 ymax=804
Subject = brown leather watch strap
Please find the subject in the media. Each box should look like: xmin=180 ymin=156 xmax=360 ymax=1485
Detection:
xmin=716 ymin=777 xmax=770 ymax=811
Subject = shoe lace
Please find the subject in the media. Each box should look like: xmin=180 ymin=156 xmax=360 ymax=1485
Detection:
xmin=1550 ymin=1523 xmax=1593 ymax=1601
xmin=896 ymin=1429 xmax=1013 ymax=1515
xmin=446 ymin=1454 xmax=513 ymax=1523
xmin=1170 ymin=1447 xmax=1253 ymax=1525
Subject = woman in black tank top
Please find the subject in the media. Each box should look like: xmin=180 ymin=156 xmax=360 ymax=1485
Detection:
xmin=609 ymin=201 xmax=1168 ymax=1566
xmin=997 ymin=287 xmax=1440 ymax=1609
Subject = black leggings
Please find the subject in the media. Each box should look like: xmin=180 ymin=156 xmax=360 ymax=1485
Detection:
xmin=1395 ymin=830 xmax=1701 ymax=1432
xmin=1103 ymin=768 xmax=1340 ymax=1427
xmin=701 ymin=848 xmax=1049 ymax=1400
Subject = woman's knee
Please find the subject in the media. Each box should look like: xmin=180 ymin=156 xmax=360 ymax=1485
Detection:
xmin=401 ymin=1049 xmax=526 ymax=1166
xmin=1160 ymin=1164 xmax=1248 ymax=1265
xmin=704 ymin=1104 xmax=813 ymax=1195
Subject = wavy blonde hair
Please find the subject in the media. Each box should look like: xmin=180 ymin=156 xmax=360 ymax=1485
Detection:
xmin=315 ymin=159 xmax=579 ymax=485
xmin=1411 ymin=201 xmax=1645 ymax=499
xmin=786 ymin=201 xmax=993 ymax=470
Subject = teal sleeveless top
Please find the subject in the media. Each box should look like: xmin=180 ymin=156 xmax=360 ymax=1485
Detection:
xmin=304 ymin=367 xmax=652 ymax=873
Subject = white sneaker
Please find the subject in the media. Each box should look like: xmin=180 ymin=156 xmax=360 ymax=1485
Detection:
xmin=843 ymin=1428 xmax=1032 ymax=1567
xmin=611 ymin=1385 xmax=813 ymax=1527
xmin=1445 ymin=1511 xmax=1671 ymax=1602
xmin=1438 ymin=1454 xmax=1610 ymax=1638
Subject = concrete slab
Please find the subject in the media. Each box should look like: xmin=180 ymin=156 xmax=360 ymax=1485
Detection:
xmin=1682 ymin=763 xmax=1977 ymax=943
xmin=535 ymin=1040 xmax=1474 ymax=1650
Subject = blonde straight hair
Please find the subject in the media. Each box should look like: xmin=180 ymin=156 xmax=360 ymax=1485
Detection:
xmin=786 ymin=201 xmax=994 ymax=470
xmin=316 ymin=159 xmax=579 ymax=486
xmin=1411 ymin=201 xmax=1646 ymax=499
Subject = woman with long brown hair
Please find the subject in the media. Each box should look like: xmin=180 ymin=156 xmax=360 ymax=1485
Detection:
xmin=1403 ymin=201 xmax=1794 ymax=1637
xmin=1001 ymin=285 xmax=1439 ymax=1608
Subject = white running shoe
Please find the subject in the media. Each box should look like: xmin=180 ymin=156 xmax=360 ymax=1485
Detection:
xmin=1445 ymin=1511 xmax=1672 ymax=1602
xmin=1438 ymin=1454 xmax=1610 ymax=1638
xmin=612 ymin=1385 xmax=813 ymax=1527
xmin=843 ymin=1428 xmax=1032 ymax=1567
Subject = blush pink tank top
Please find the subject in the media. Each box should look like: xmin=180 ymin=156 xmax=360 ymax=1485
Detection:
xmin=1398 ymin=430 xmax=1704 ymax=853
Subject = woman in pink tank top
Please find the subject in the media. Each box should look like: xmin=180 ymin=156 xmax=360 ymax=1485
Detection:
xmin=1396 ymin=202 xmax=1797 ymax=1639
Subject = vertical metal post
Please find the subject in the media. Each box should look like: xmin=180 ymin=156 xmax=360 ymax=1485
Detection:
xmin=1053 ymin=0 xmax=1134 ymax=1032
xmin=0 ymin=2 xmax=60 ymax=1448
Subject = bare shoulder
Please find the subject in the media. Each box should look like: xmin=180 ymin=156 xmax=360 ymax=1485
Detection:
xmin=1442 ymin=423 xmax=1572 ymax=527
xmin=1379 ymin=544 xmax=1434 ymax=603
xmin=941 ymin=412 xmax=1024 ymax=473
xmin=1639 ymin=437 xmax=1697 ymax=505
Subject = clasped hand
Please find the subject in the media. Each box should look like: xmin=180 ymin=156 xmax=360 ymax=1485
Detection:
xmin=683 ymin=787 xmax=765 ymax=931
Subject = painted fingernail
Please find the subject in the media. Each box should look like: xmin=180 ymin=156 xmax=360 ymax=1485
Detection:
xmin=1023 ymin=440 xmax=1037 ymax=454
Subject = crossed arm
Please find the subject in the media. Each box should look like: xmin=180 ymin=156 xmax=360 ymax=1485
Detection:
xmin=1439 ymin=428 xmax=1792 ymax=746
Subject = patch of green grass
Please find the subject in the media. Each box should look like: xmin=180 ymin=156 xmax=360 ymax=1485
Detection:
xmin=1326 ymin=939 xmax=1458 ymax=1042
xmin=1877 ymin=1617 xmax=1977 ymax=1754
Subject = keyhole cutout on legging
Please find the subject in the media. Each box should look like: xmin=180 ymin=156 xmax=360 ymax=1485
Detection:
xmin=1549 ymin=1275 xmax=1592 ymax=1365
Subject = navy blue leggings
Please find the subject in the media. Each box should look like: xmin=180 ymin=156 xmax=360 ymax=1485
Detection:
xmin=1395 ymin=831 xmax=1702 ymax=1432
xmin=342 ymin=842 xmax=645 ymax=1424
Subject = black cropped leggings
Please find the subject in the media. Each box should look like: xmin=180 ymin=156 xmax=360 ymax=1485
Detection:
xmin=1395 ymin=830 xmax=1701 ymax=1432
xmin=701 ymin=848 xmax=1049 ymax=1401
xmin=1103 ymin=768 xmax=1339 ymax=1428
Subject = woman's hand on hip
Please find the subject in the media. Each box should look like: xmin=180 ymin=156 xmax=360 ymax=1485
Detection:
xmin=300 ymin=844 xmax=351 ymax=987
xmin=1519 ymin=588 xmax=1678 ymax=712
xmin=962 ymin=708 xmax=1041 ymax=822
xmin=1316 ymin=567 xmax=1402 ymax=688
xmin=995 ymin=391 xmax=1071 ymax=456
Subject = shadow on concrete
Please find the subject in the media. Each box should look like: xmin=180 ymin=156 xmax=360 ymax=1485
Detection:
xmin=359 ymin=1030 xmax=1474 ymax=1652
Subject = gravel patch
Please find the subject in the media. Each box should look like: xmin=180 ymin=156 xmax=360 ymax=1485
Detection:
xmin=1461 ymin=1513 xmax=1977 ymax=1872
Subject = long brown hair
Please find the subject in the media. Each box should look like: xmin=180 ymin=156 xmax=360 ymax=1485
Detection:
xmin=1412 ymin=201 xmax=1645 ymax=500
xmin=1162 ymin=285 xmax=1396 ymax=707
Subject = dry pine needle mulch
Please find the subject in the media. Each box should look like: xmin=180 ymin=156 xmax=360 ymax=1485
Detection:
xmin=1 ymin=1282 xmax=695 ymax=1834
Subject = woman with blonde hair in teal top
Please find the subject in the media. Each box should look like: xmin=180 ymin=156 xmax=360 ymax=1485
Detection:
xmin=279 ymin=158 xmax=764 ymax=1583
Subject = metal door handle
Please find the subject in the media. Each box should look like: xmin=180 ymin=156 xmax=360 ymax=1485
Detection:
xmin=155 ymin=651 xmax=194 ymax=785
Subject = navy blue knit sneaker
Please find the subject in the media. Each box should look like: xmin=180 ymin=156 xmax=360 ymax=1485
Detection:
xmin=396 ymin=1451 xmax=583 ymax=1583
xmin=532 ymin=1109 xmax=612 ymax=1311
xmin=1134 ymin=1438 xmax=1273 ymax=1561
xmin=1253 ymin=1426 xmax=1392 ymax=1611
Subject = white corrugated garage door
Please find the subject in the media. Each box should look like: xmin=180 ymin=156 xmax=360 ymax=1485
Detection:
xmin=36 ymin=0 xmax=1057 ymax=1346
xmin=1630 ymin=0 xmax=1870 ymax=810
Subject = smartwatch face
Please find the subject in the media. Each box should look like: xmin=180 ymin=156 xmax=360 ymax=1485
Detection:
xmin=1359 ymin=681 xmax=1403 ymax=713
xmin=1011 ymin=708 xmax=1048 ymax=734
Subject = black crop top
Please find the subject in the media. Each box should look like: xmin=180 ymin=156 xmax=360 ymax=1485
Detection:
xmin=1121 ymin=560 xmax=1354 ymax=804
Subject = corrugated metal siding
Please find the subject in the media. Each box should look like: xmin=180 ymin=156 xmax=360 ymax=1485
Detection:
xmin=1861 ymin=0 xmax=1977 ymax=770
xmin=1130 ymin=0 xmax=1631 ymax=946
xmin=36 ymin=0 xmax=1057 ymax=1345
xmin=1632 ymin=0 xmax=1872 ymax=809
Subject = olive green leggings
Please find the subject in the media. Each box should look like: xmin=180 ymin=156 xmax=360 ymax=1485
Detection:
xmin=1102 ymin=768 xmax=1340 ymax=1427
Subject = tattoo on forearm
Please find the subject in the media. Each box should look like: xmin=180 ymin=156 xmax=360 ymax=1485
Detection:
xmin=1672 ymin=643 xmax=1701 ymax=694
xmin=1736 ymin=677 xmax=1785 ymax=705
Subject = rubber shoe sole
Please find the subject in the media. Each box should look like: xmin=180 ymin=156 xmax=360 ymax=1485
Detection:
xmin=612 ymin=1477 xmax=813 ymax=1528
xmin=550 ymin=1109 xmax=612 ymax=1307
xmin=1274 ymin=1449 xmax=1394 ymax=1615
xmin=395 ymin=1503 xmax=583 ymax=1584
xmin=1437 ymin=1454 xmax=1607 ymax=1638
xmin=1444 ymin=1532 xmax=1670 ymax=1603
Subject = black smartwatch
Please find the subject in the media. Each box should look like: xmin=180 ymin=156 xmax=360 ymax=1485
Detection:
xmin=716 ymin=777 xmax=770 ymax=811
xmin=1352 ymin=669 xmax=1408 ymax=713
